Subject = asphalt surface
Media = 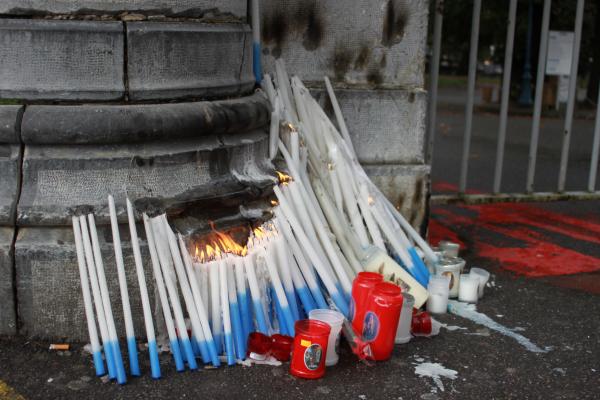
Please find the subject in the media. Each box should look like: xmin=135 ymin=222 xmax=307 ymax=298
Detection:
xmin=1 ymin=200 xmax=599 ymax=399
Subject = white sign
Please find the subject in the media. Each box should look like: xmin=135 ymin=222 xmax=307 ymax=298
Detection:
xmin=546 ymin=31 xmax=574 ymax=76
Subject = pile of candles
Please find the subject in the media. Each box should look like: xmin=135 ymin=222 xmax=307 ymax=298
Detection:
xmin=72 ymin=61 xmax=492 ymax=383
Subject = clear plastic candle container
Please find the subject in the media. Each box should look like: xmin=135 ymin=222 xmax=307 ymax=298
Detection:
xmin=426 ymin=275 xmax=450 ymax=314
xmin=469 ymin=267 xmax=490 ymax=299
xmin=395 ymin=293 xmax=415 ymax=344
xmin=439 ymin=241 xmax=460 ymax=258
xmin=308 ymin=309 xmax=345 ymax=366
xmin=434 ymin=257 xmax=463 ymax=298
xmin=458 ymin=274 xmax=479 ymax=303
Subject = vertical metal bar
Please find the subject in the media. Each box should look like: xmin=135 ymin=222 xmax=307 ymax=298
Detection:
xmin=526 ymin=0 xmax=552 ymax=193
xmin=492 ymin=0 xmax=518 ymax=194
xmin=426 ymin=0 xmax=444 ymax=165
xmin=588 ymin=83 xmax=600 ymax=192
xmin=558 ymin=0 xmax=585 ymax=192
xmin=458 ymin=0 xmax=481 ymax=194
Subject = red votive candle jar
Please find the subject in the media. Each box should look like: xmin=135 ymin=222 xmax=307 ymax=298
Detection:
xmin=363 ymin=282 xmax=404 ymax=361
xmin=271 ymin=334 xmax=293 ymax=362
xmin=290 ymin=320 xmax=331 ymax=379
xmin=247 ymin=332 xmax=272 ymax=360
xmin=411 ymin=311 xmax=432 ymax=335
xmin=351 ymin=272 xmax=384 ymax=334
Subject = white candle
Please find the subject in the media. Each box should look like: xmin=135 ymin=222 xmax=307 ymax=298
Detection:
xmin=233 ymin=256 xmax=251 ymax=337
xmin=160 ymin=217 xmax=210 ymax=365
xmin=177 ymin=234 xmax=220 ymax=367
xmin=272 ymin=188 xmax=349 ymax=316
xmin=107 ymin=195 xmax=139 ymax=377
xmin=426 ymin=275 xmax=451 ymax=314
xmin=324 ymin=76 xmax=355 ymax=158
xmin=243 ymin=251 xmax=269 ymax=334
xmin=208 ymin=258 xmax=222 ymax=353
xmin=142 ymin=214 xmax=184 ymax=371
xmin=218 ymin=256 xmax=235 ymax=365
xmin=357 ymin=183 xmax=385 ymax=251
xmin=273 ymin=236 xmax=300 ymax=320
xmin=150 ymin=217 xmax=198 ymax=370
xmin=269 ymin=106 xmax=280 ymax=160
xmin=72 ymin=216 xmax=105 ymax=376
xmin=458 ymin=274 xmax=479 ymax=303
xmin=261 ymin=246 xmax=295 ymax=335
xmin=262 ymin=73 xmax=276 ymax=104
xmin=273 ymin=209 xmax=328 ymax=310
xmin=80 ymin=215 xmax=126 ymax=384
xmin=126 ymin=199 xmax=159 ymax=378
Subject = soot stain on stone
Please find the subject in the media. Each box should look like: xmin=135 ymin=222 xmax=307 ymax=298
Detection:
xmin=262 ymin=10 xmax=288 ymax=58
xmin=354 ymin=45 xmax=371 ymax=70
xmin=301 ymin=3 xmax=324 ymax=51
xmin=408 ymin=92 xmax=416 ymax=103
xmin=367 ymin=68 xmax=383 ymax=86
xmin=413 ymin=177 xmax=424 ymax=207
xmin=333 ymin=45 xmax=353 ymax=81
xmin=382 ymin=0 xmax=408 ymax=47
xmin=380 ymin=53 xmax=388 ymax=69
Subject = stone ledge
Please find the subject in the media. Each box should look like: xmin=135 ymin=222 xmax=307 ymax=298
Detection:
xmin=0 ymin=105 xmax=24 ymax=144
xmin=0 ymin=19 xmax=125 ymax=101
xmin=21 ymin=92 xmax=270 ymax=144
xmin=0 ymin=227 xmax=16 ymax=335
xmin=312 ymin=88 xmax=426 ymax=165
xmin=17 ymin=130 xmax=273 ymax=226
xmin=0 ymin=1 xmax=247 ymax=20
xmin=127 ymin=22 xmax=254 ymax=101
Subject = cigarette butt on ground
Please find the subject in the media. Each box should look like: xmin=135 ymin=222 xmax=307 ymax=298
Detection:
xmin=49 ymin=344 xmax=70 ymax=351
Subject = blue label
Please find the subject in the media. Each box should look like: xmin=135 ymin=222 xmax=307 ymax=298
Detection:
xmin=362 ymin=311 xmax=380 ymax=342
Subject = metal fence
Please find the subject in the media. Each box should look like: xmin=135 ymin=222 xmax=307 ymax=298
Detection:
xmin=427 ymin=0 xmax=600 ymax=204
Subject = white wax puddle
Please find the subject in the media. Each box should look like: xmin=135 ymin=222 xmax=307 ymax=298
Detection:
xmin=414 ymin=362 xmax=458 ymax=392
xmin=447 ymin=300 xmax=551 ymax=353
xmin=441 ymin=323 xmax=467 ymax=331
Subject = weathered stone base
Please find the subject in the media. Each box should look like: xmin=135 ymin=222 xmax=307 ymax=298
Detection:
xmin=0 ymin=227 xmax=16 ymax=335
xmin=364 ymin=164 xmax=430 ymax=236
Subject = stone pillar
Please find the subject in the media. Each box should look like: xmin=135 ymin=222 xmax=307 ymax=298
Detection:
xmin=0 ymin=2 xmax=276 ymax=339
xmin=260 ymin=0 xmax=430 ymax=231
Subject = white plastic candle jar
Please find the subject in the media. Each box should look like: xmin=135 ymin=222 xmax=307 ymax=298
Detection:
xmin=434 ymin=257 xmax=463 ymax=298
xmin=439 ymin=241 xmax=460 ymax=258
xmin=470 ymin=267 xmax=490 ymax=299
xmin=426 ymin=275 xmax=450 ymax=314
xmin=458 ymin=274 xmax=479 ymax=303
xmin=395 ymin=293 xmax=415 ymax=344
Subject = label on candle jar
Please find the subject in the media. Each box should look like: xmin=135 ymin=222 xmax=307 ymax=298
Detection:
xmin=362 ymin=311 xmax=380 ymax=342
xmin=304 ymin=344 xmax=323 ymax=371
xmin=300 ymin=339 xmax=312 ymax=347
xmin=442 ymin=271 xmax=455 ymax=289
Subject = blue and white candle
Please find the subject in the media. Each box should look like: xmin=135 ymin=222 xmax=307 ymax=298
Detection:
xmin=72 ymin=216 xmax=106 ymax=377
xmin=126 ymin=200 xmax=160 ymax=379
xmin=142 ymin=214 xmax=185 ymax=372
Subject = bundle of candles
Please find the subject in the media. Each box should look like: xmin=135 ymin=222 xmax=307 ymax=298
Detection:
xmin=72 ymin=61 xmax=492 ymax=383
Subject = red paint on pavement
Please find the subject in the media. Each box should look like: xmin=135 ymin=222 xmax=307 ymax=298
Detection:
xmin=430 ymin=202 xmax=600 ymax=277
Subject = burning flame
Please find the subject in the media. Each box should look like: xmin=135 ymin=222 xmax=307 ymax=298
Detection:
xmin=276 ymin=171 xmax=292 ymax=184
xmin=194 ymin=222 xmax=247 ymax=262
xmin=271 ymin=200 xmax=279 ymax=206
xmin=368 ymin=196 xmax=375 ymax=205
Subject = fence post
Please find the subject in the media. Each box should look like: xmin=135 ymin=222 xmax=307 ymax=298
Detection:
xmin=458 ymin=0 xmax=482 ymax=194
xmin=493 ymin=0 xmax=518 ymax=194
xmin=557 ymin=0 xmax=585 ymax=192
xmin=526 ymin=0 xmax=552 ymax=193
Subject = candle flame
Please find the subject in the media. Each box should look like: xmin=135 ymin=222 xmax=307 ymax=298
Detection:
xmin=275 ymin=171 xmax=292 ymax=184
xmin=368 ymin=196 xmax=375 ymax=205
xmin=271 ymin=200 xmax=279 ymax=206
